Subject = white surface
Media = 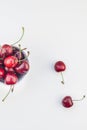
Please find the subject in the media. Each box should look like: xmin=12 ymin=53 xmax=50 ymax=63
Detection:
xmin=0 ymin=0 xmax=87 ymax=130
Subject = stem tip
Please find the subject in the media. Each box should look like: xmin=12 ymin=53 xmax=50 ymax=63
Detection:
xmin=61 ymin=81 xmax=64 ymax=84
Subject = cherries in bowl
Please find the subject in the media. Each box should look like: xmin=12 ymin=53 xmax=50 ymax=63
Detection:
xmin=0 ymin=27 xmax=30 ymax=102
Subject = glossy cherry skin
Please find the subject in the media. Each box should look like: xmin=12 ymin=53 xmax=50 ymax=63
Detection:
xmin=62 ymin=96 xmax=73 ymax=108
xmin=14 ymin=51 xmax=24 ymax=60
xmin=0 ymin=44 xmax=13 ymax=57
xmin=5 ymin=73 xmax=18 ymax=85
xmin=5 ymin=66 xmax=15 ymax=73
xmin=13 ymin=47 xmax=24 ymax=60
xmin=4 ymin=56 xmax=18 ymax=68
xmin=15 ymin=61 xmax=29 ymax=74
xmin=54 ymin=61 xmax=66 ymax=72
xmin=0 ymin=68 xmax=5 ymax=79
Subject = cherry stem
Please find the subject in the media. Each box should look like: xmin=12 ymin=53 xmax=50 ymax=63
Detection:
xmin=2 ymin=86 xmax=12 ymax=102
xmin=18 ymin=44 xmax=22 ymax=58
xmin=18 ymin=44 xmax=27 ymax=51
xmin=18 ymin=44 xmax=28 ymax=61
xmin=72 ymin=95 xmax=86 ymax=102
xmin=11 ymin=27 xmax=24 ymax=46
xmin=61 ymin=72 xmax=64 ymax=84
xmin=21 ymin=48 xmax=27 ymax=51
xmin=11 ymin=85 xmax=14 ymax=92
xmin=19 ymin=51 xmax=30 ymax=62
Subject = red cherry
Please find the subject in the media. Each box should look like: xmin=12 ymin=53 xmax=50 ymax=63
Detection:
xmin=13 ymin=46 xmax=24 ymax=60
xmin=5 ymin=73 xmax=18 ymax=85
xmin=2 ymin=73 xmax=18 ymax=102
xmin=0 ymin=68 xmax=5 ymax=79
xmin=62 ymin=96 xmax=73 ymax=108
xmin=14 ymin=50 xmax=24 ymax=60
xmin=62 ymin=95 xmax=85 ymax=108
xmin=4 ymin=56 xmax=18 ymax=68
xmin=0 ymin=44 xmax=13 ymax=57
xmin=15 ymin=61 xmax=29 ymax=74
xmin=54 ymin=61 xmax=66 ymax=84
xmin=54 ymin=61 xmax=66 ymax=72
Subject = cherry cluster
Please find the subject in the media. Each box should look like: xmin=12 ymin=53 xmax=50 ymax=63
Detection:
xmin=0 ymin=27 xmax=30 ymax=101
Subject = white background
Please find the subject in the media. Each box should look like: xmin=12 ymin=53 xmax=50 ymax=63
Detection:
xmin=0 ymin=0 xmax=87 ymax=130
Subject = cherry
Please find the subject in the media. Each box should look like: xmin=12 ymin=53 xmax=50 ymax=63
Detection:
xmin=4 ymin=56 xmax=18 ymax=68
xmin=13 ymin=45 xmax=26 ymax=60
xmin=54 ymin=61 xmax=66 ymax=72
xmin=15 ymin=60 xmax=29 ymax=74
xmin=62 ymin=96 xmax=73 ymax=108
xmin=2 ymin=73 xmax=18 ymax=102
xmin=54 ymin=61 xmax=66 ymax=84
xmin=0 ymin=68 xmax=5 ymax=79
xmin=5 ymin=73 xmax=18 ymax=85
xmin=62 ymin=95 xmax=85 ymax=108
xmin=2 ymin=44 xmax=13 ymax=56
xmin=14 ymin=50 xmax=24 ymax=60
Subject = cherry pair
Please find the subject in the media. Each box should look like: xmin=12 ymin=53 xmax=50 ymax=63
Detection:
xmin=54 ymin=61 xmax=85 ymax=108
xmin=0 ymin=27 xmax=30 ymax=102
